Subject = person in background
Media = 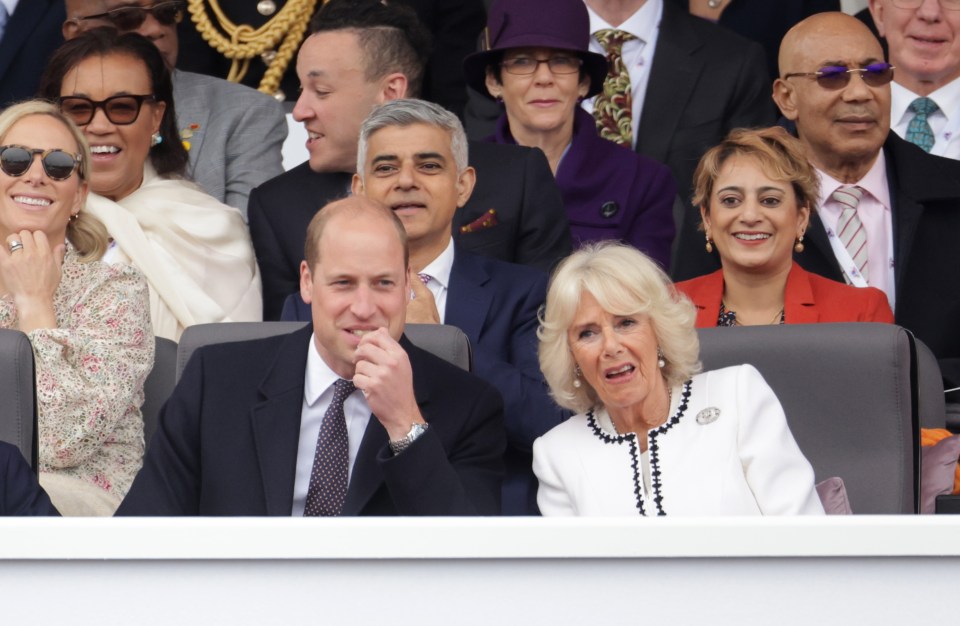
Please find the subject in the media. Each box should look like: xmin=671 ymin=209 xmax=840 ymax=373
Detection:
xmin=62 ymin=0 xmax=286 ymax=214
xmin=39 ymin=29 xmax=261 ymax=341
xmin=0 ymin=0 xmax=65 ymax=108
xmin=675 ymin=126 xmax=894 ymax=327
xmin=0 ymin=100 xmax=153 ymax=515
xmin=465 ymin=0 xmax=676 ymax=267
xmin=533 ymin=241 xmax=824 ymax=516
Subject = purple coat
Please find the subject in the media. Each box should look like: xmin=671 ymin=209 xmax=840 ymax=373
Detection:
xmin=489 ymin=107 xmax=677 ymax=268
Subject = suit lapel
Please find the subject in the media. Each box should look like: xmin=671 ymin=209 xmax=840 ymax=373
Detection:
xmin=341 ymin=336 xmax=432 ymax=515
xmin=250 ymin=325 xmax=312 ymax=515
xmin=636 ymin=4 xmax=702 ymax=161
xmin=784 ymin=264 xmax=819 ymax=324
xmin=0 ymin=0 xmax=46 ymax=80
xmin=172 ymin=71 xmax=212 ymax=166
xmin=444 ymin=247 xmax=492 ymax=345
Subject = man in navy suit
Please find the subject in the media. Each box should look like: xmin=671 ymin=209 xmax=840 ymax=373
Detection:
xmin=0 ymin=0 xmax=65 ymax=107
xmin=0 ymin=442 xmax=59 ymax=516
xmin=283 ymin=99 xmax=568 ymax=514
xmin=249 ymin=0 xmax=572 ymax=321
xmin=118 ymin=197 xmax=505 ymax=516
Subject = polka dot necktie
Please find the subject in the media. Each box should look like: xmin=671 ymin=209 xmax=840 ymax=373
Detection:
xmin=303 ymin=378 xmax=355 ymax=517
xmin=905 ymin=97 xmax=939 ymax=153
xmin=832 ymin=186 xmax=869 ymax=283
xmin=593 ymin=29 xmax=637 ymax=147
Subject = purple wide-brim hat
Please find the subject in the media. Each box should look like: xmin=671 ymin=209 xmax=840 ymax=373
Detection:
xmin=463 ymin=0 xmax=608 ymax=100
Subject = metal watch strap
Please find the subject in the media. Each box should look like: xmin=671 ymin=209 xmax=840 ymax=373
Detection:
xmin=388 ymin=422 xmax=429 ymax=455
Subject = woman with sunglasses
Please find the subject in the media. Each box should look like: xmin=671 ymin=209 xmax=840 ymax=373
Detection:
xmin=675 ymin=126 xmax=894 ymax=327
xmin=0 ymin=100 xmax=153 ymax=516
xmin=39 ymin=28 xmax=261 ymax=341
xmin=463 ymin=0 xmax=676 ymax=268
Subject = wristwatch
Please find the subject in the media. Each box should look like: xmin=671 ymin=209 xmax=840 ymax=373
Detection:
xmin=389 ymin=422 xmax=429 ymax=455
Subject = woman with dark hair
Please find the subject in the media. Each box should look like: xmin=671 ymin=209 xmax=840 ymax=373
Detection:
xmin=39 ymin=28 xmax=261 ymax=340
xmin=463 ymin=0 xmax=676 ymax=268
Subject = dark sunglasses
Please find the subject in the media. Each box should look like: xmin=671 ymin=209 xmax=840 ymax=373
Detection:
xmin=76 ymin=1 xmax=185 ymax=31
xmin=784 ymin=62 xmax=895 ymax=90
xmin=0 ymin=146 xmax=82 ymax=181
xmin=59 ymin=94 xmax=158 ymax=126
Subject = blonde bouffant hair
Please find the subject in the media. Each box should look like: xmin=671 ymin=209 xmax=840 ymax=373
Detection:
xmin=538 ymin=242 xmax=701 ymax=414
xmin=0 ymin=100 xmax=108 ymax=262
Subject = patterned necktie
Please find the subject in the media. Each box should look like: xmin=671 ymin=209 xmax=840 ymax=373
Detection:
xmin=593 ymin=29 xmax=637 ymax=146
xmin=832 ymin=186 xmax=869 ymax=283
xmin=905 ymin=97 xmax=939 ymax=152
xmin=304 ymin=378 xmax=355 ymax=517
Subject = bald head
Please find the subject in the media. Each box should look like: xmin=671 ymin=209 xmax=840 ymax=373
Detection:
xmin=304 ymin=196 xmax=409 ymax=271
xmin=773 ymin=12 xmax=890 ymax=184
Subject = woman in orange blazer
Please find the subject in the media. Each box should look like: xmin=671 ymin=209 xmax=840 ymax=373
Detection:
xmin=675 ymin=127 xmax=893 ymax=327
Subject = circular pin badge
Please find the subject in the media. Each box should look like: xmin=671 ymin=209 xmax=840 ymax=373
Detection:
xmin=696 ymin=407 xmax=720 ymax=425
xmin=600 ymin=201 xmax=619 ymax=219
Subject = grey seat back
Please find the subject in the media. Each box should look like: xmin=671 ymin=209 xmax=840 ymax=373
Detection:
xmin=141 ymin=337 xmax=178 ymax=452
xmin=915 ymin=339 xmax=948 ymax=430
xmin=697 ymin=323 xmax=917 ymax=514
xmin=176 ymin=322 xmax=472 ymax=380
xmin=0 ymin=329 xmax=36 ymax=467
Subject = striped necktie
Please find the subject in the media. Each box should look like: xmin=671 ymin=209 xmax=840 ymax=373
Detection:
xmin=832 ymin=186 xmax=869 ymax=283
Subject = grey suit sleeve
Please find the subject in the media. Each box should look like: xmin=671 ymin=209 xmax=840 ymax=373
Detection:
xmin=221 ymin=96 xmax=288 ymax=213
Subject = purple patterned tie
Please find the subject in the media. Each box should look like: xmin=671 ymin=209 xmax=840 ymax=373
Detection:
xmin=593 ymin=29 xmax=637 ymax=146
xmin=304 ymin=378 xmax=355 ymax=517
xmin=832 ymin=186 xmax=869 ymax=283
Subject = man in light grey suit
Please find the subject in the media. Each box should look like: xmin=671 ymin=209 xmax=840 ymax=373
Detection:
xmin=63 ymin=0 xmax=287 ymax=215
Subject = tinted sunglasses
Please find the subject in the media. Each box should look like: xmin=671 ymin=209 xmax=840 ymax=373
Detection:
xmin=0 ymin=146 xmax=82 ymax=181
xmin=76 ymin=1 xmax=185 ymax=31
xmin=784 ymin=62 xmax=895 ymax=90
xmin=59 ymin=94 xmax=158 ymax=126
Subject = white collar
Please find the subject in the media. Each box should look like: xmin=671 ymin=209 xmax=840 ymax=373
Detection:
xmin=304 ymin=334 xmax=344 ymax=406
xmin=891 ymin=79 xmax=960 ymax=128
xmin=586 ymin=0 xmax=662 ymax=44
xmin=418 ymin=238 xmax=455 ymax=290
xmin=0 ymin=0 xmax=19 ymax=17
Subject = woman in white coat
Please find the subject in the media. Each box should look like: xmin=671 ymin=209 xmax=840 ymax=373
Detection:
xmin=534 ymin=241 xmax=824 ymax=516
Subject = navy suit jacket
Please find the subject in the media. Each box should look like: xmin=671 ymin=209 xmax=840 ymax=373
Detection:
xmin=117 ymin=325 xmax=505 ymax=516
xmin=0 ymin=442 xmax=58 ymax=516
xmin=795 ymin=134 xmax=960 ymax=389
xmin=0 ymin=0 xmax=65 ymax=107
xmin=249 ymin=141 xmax=572 ymax=320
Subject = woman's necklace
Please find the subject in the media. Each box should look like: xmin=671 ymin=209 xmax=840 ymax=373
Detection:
xmin=609 ymin=385 xmax=673 ymax=436
xmin=721 ymin=301 xmax=784 ymax=326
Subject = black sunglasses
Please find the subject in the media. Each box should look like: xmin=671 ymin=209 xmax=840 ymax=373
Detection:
xmin=0 ymin=146 xmax=82 ymax=181
xmin=784 ymin=62 xmax=895 ymax=90
xmin=59 ymin=94 xmax=158 ymax=126
xmin=76 ymin=1 xmax=185 ymax=31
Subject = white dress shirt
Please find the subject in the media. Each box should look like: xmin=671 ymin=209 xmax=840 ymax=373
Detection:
xmin=581 ymin=0 xmax=663 ymax=148
xmin=291 ymin=335 xmax=372 ymax=516
xmin=0 ymin=0 xmax=19 ymax=41
xmin=418 ymin=238 xmax=455 ymax=323
xmin=891 ymin=80 xmax=960 ymax=160
xmin=816 ymin=153 xmax=896 ymax=310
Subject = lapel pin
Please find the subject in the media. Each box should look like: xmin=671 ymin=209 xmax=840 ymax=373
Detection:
xmin=696 ymin=407 xmax=720 ymax=425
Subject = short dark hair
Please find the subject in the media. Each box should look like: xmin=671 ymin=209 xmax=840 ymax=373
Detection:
xmin=309 ymin=0 xmax=432 ymax=98
xmin=38 ymin=27 xmax=189 ymax=178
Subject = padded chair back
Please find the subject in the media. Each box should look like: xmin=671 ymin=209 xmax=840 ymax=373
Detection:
xmin=177 ymin=322 xmax=472 ymax=380
xmin=0 ymin=329 xmax=36 ymax=468
xmin=141 ymin=337 xmax=178 ymax=451
xmin=697 ymin=323 xmax=917 ymax=514
xmin=915 ymin=339 xmax=948 ymax=430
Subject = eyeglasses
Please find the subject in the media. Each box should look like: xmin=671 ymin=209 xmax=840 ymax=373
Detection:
xmin=0 ymin=146 xmax=82 ymax=181
xmin=59 ymin=94 xmax=158 ymax=126
xmin=783 ymin=62 xmax=895 ymax=90
xmin=76 ymin=1 xmax=186 ymax=31
xmin=501 ymin=55 xmax=583 ymax=76
xmin=891 ymin=0 xmax=960 ymax=10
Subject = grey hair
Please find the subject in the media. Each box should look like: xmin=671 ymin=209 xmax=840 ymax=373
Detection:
xmin=538 ymin=241 xmax=702 ymax=414
xmin=357 ymin=98 xmax=468 ymax=175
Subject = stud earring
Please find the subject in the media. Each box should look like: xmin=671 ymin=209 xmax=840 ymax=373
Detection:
xmin=573 ymin=364 xmax=582 ymax=388
xmin=151 ymin=132 xmax=163 ymax=147
xmin=704 ymin=235 xmax=713 ymax=254
xmin=794 ymin=234 xmax=805 ymax=253
xmin=657 ymin=348 xmax=666 ymax=369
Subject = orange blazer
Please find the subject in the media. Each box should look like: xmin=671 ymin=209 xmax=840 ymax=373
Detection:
xmin=675 ymin=264 xmax=895 ymax=328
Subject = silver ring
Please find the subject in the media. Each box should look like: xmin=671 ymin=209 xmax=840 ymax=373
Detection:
xmin=8 ymin=241 xmax=23 ymax=253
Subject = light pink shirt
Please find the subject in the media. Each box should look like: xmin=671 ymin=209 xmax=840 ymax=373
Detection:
xmin=816 ymin=152 xmax=896 ymax=309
